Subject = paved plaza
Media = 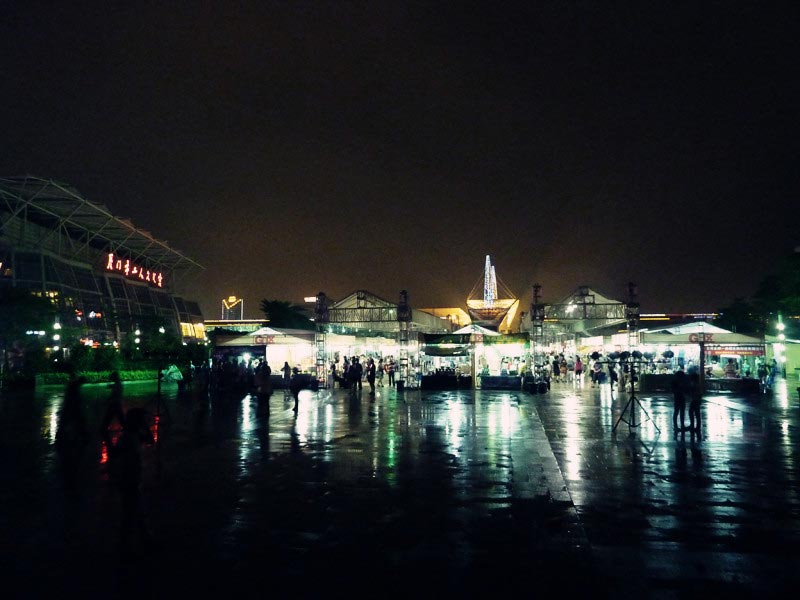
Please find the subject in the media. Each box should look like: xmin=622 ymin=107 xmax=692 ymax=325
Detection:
xmin=2 ymin=376 xmax=798 ymax=598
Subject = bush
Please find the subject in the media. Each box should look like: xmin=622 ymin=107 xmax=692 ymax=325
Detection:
xmin=35 ymin=369 xmax=158 ymax=386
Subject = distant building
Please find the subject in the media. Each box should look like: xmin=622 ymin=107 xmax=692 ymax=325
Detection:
xmin=221 ymin=295 xmax=244 ymax=320
xmin=0 ymin=176 xmax=205 ymax=344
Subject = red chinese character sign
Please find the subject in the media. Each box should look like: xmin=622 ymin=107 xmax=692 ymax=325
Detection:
xmin=105 ymin=253 xmax=164 ymax=287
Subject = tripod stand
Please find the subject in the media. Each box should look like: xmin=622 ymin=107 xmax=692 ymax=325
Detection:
xmin=612 ymin=359 xmax=660 ymax=434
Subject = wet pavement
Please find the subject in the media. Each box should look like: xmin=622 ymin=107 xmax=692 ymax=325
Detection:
xmin=2 ymin=376 xmax=798 ymax=598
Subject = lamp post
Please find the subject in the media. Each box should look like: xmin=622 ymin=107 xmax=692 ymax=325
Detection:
xmin=52 ymin=319 xmax=62 ymax=361
xmin=776 ymin=316 xmax=786 ymax=378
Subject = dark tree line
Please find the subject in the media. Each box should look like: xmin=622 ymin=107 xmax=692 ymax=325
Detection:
xmin=716 ymin=250 xmax=800 ymax=335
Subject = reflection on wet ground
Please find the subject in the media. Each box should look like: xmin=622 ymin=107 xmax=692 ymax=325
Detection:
xmin=1 ymin=378 xmax=798 ymax=596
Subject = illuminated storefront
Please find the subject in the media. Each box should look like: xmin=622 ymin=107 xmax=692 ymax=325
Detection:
xmin=0 ymin=177 xmax=205 ymax=344
xmin=638 ymin=323 xmax=765 ymax=392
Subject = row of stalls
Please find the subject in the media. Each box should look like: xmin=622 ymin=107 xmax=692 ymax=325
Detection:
xmin=572 ymin=322 xmax=770 ymax=394
xmin=207 ymin=290 xmax=536 ymax=391
xmin=207 ymin=321 xmax=783 ymax=396
xmin=210 ymin=324 xmax=533 ymax=390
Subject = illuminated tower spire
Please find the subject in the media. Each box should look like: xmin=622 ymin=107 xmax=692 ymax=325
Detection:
xmin=484 ymin=255 xmax=497 ymax=306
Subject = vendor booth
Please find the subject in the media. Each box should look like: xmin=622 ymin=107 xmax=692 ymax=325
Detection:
xmin=419 ymin=333 xmax=473 ymax=389
xmin=638 ymin=322 xmax=765 ymax=394
xmin=474 ymin=332 xmax=529 ymax=390
xmin=212 ymin=326 xmax=317 ymax=372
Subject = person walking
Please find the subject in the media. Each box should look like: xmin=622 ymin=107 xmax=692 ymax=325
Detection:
xmin=387 ymin=359 xmax=395 ymax=387
xmin=608 ymin=362 xmax=619 ymax=391
xmin=289 ymin=367 xmax=302 ymax=412
xmin=281 ymin=361 xmax=291 ymax=396
xmin=353 ymin=357 xmax=363 ymax=391
xmin=342 ymin=357 xmax=351 ymax=389
xmin=100 ymin=371 xmax=126 ymax=449
xmin=56 ymin=369 xmax=89 ymax=491
xmin=574 ymin=356 xmax=583 ymax=386
xmin=366 ymin=358 xmax=377 ymax=395
xmin=348 ymin=358 xmax=362 ymax=396
xmin=253 ymin=361 xmax=272 ymax=411
xmin=592 ymin=360 xmax=603 ymax=387
xmin=671 ymin=366 xmax=688 ymax=435
xmin=109 ymin=407 xmax=154 ymax=556
xmin=376 ymin=358 xmax=384 ymax=387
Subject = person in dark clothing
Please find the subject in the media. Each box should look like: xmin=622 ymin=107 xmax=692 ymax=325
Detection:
xmin=552 ymin=357 xmax=561 ymax=383
xmin=100 ymin=371 xmax=126 ymax=448
xmin=348 ymin=357 xmax=363 ymax=395
xmin=289 ymin=367 xmax=303 ymax=412
xmin=366 ymin=358 xmax=376 ymax=394
xmin=671 ymin=366 xmax=689 ymax=435
xmin=608 ymin=362 xmax=619 ymax=391
xmin=254 ymin=361 xmax=272 ymax=413
xmin=354 ymin=357 xmax=363 ymax=390
xmin=281 ymin=361 xmax=291 ymax=396
xmin=56 ymin=370 xmax=89 ymax=490
xmin=109 ymin=407 xmax=154 ymax=555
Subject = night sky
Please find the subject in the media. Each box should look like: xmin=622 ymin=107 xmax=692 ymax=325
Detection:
xmin=2 ymin=2 xmax=798 ymax=319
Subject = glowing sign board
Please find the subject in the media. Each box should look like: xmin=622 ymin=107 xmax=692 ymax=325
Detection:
xmin=105 ymin=253 xmax=164 ymax=287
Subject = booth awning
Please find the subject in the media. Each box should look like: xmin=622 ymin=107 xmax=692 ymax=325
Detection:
xmin=421 ymin=346 xmax=470 ymax=357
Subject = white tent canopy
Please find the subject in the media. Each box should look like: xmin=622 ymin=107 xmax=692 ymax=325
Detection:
xmin=453 ymin=324 xmax=501 ymax=336
xmin=641 ymin=321 xmax=731 ymax=335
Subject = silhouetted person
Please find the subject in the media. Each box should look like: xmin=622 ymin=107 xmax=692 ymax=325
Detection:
xmin=608 ymin=362 xmax=619 ymax=391
xmin=281 ymin=361 xmax=291 ymax=396
xmin=254 ymin=361 xmax=272 ymax=414
xmin=353 ymin=357 xmax=363 ymax=390
xmin=348 ymin=357 xmax=362 ymax=396
xmin=109 ymin=407 xmax=154 ymax=556
xmin=289 ymin=367 xmax=302 ymax=412
xmin=366 ymin=358 xmax=376 ymax=394
xmin=688 ymin=370 xmax=703 ymax=436
xmin=100 ymin=371 xmax=126 ymax=448
xmin=56 ymin=370 xmax=88 ymax=490
xmin=387 ymin=359 xmax=395 ymax=387
xmin=671 ymin=366 xmax=688 ymax=436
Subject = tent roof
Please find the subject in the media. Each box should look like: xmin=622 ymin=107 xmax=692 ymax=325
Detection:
xmin=642 ymin=321 xmax=731 ymax=335
xmin=453 ymin=324 xmax=501 ymax=335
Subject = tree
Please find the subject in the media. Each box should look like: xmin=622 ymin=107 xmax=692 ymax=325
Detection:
xmin=753 ymin=251 xmax=800 ymax=317
xmin=714 ymin=297 xmax=765 ymax=335
xmin=716 ymin=249 xmax=800 ymax=337
xmin=0 ymin=288 xmax=56 ymax=376
xmin=259 ymin=299 xmax=314 ymax=330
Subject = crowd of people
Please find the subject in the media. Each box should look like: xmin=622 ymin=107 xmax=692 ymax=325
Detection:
xmin=329 ymin=355 xmax=400 ymax=394
xmin=539 ymin=352 xmax=623 ymax=390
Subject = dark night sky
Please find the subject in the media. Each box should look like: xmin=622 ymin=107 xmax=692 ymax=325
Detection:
xmin=2 ymin=1 xmax=798 ymax=318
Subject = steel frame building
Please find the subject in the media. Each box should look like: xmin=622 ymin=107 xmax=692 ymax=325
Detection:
xmin=0 ymin=176 xmax=205 ymax=343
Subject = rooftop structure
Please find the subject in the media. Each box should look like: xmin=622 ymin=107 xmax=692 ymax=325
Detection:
xmin=0 ymin=176 xmax=205 ymax=342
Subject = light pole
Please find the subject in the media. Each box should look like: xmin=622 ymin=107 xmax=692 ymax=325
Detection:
xmin=776 ymin=316 xmax=787 ymax=378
